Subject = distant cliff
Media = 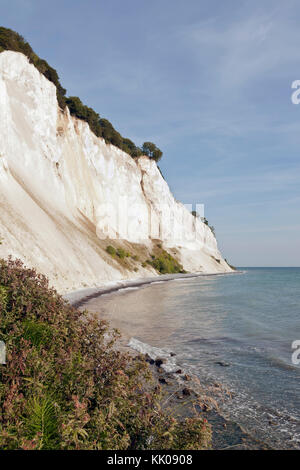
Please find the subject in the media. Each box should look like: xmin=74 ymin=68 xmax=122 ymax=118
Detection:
xmin=0 ymin=51 xmax=232 ymax=292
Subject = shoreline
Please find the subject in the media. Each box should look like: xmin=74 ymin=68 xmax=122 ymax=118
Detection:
xmin=64 ymin=269 xmax=272 ymax=450
xmin=64 ymin=270 xmax=240 ymax=309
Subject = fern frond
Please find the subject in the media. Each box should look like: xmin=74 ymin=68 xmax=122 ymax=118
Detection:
xmin=25 ymin=394 xmax=59 ymax=449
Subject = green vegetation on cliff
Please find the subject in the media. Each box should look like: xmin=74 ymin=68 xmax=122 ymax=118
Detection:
xmin=147 ymin=248 xmax=186 ymax=274
xmin=0 ymin=26 xmax=163 ymax=161
xmin=0 ymin=258 xmax=210 ymax=449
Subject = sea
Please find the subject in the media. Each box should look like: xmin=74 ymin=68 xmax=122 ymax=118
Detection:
xmin=82 ymin=268 xmax=300 ymax=449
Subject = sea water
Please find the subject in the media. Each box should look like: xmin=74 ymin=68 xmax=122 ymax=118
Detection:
xmin=83 ymin=268 xmax=300 ymax=449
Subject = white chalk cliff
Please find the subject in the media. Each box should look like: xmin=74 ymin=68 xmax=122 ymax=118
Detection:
xmin=0 ymin=51 xmax=232 ymax=293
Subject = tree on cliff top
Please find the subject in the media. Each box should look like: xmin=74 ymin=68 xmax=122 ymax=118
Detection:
xmin=142 ymin=142 xmax=163 ymax=162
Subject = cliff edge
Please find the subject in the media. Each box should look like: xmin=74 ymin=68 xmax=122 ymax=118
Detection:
xmin=0 ymin=51 xmax=232 ymax=292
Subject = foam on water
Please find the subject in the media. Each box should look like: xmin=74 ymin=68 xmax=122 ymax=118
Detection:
xmin=128 ymin=337 xmax=179 ymax=373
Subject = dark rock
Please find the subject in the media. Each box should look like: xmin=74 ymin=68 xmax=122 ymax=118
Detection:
xmin=215 ymin=361 xmax=230 ymax=367
xmin=170 ymin=352 xmax=176 ymax=357
xmin=175 ymin=369 xmax=182 ymax=374
xmin=182 ymin=387 xmax=192 ymax=396
xmin=155 ymin=357 xmax=165 ymax=367
xmin=159 ymin=377 xmax=168 ymax=385
xmin=144 ymin=354 xmax=155 ymax=365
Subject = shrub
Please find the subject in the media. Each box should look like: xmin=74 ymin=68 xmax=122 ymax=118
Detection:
xmin=0 ymin=285 xmax=8 ymax=311
xmin=209 ymin=226 xmax=215 ymax=236
xmin=201 ymin=217 xmax=215 ymax=237
xmin=65 ymin=100 xmax=144 ymax=159
xmin=22 ymin=320 xmax=53 ymax=348
xmin=116 ymin=248 xmax=126 ymax=259
xmin=0 ymin=258 xmax=211 ymax=449
xmin=106 ymin=245 xmax=116 ymax=256
xmin=148 ymin=250 xmax=185 ymax=275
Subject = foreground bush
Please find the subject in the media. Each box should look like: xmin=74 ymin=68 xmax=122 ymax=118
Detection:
xmin=0 ymin=258 xmax=211 ymax=450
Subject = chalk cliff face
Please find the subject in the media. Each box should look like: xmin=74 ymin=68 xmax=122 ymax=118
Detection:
xmin=0 ymin=51 xmax=231 ymax=292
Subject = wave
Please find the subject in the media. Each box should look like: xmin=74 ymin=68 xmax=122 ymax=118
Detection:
xmin=128 ymin=337 xmax=179 ymax=373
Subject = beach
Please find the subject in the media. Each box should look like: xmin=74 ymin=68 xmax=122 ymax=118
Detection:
xmin=64 ymin=271 xmax=239 ymax=308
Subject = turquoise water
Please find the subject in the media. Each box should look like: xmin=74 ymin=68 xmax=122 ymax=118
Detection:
xmin=85 ymin=268 xmax=300 ymax=449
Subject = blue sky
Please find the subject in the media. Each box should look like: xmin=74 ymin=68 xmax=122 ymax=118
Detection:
xmin=1 ymin=0 xmax=300 ymax=266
